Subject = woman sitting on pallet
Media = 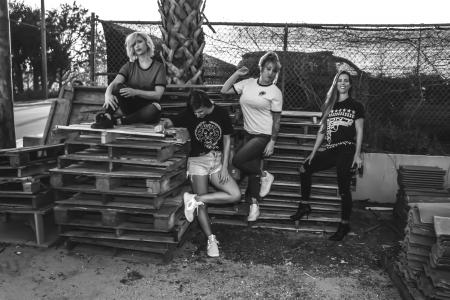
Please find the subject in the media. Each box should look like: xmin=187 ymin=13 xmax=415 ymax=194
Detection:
xmin=290 ymin=70 xmax=365 ymax=241
xmin=91 ymin=31 xmax=167 ymax=129
xmin=221 ymin=51 xmax=283 ymax=222
xmin=162 ymin=89 xmax=241 ymax=258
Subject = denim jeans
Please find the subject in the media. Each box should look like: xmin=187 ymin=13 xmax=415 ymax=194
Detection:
xmin=232 ymin=131 xmax=271 ymax=202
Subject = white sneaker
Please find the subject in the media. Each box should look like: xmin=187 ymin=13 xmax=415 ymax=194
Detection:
xmin=207 ymin=234 xmax=220 ymax=258
xmin=259 ymin=171 xmax=274 ymax=197
xmin=248 ymin=203 xmax=260 ymax=222
xmin=183 ymin=192 xmax=203 ymax=222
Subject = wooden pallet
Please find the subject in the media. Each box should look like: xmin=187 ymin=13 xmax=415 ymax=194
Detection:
xmin=0 ymin=174 xmax=49 ymax=193
xmin=281 ymin=111 xmax=322 ymax=124
xmin=0 ymin=189 xmax=53 ymax=210
xmin=64 ymin=137 xmax=182 ymax=162
xmin=58 ymin=148 xmax=186 ymax=173
xmin=0 ymin=205 xmax=58 ymax=247
xmin=54 ymin=194 xmax=184 ymax=232
xmin=0 ymin=144 xmax=64 ymax=167
xmin=0 ymin=159 xmax=57 ymax=178
xmin=59 ymin=218 xmax=190 ymax=253
xmin=54 ymin=123 xmax=189 ymax=144
xmin=50 ymin=163 xmax=186 ymax=196
xmin=53 ymin=185 xmax=185 ymax=210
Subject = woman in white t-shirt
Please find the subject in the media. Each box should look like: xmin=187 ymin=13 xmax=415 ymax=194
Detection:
xmin=221 ymin=52 xmax=283 ymax=222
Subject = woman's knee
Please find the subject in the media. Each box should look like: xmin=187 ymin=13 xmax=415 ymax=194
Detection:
xmin=112 ymin=83 xmax=127 ymax=96
xmin=231 ymin=155 xmax=242 ymax=169
xmin=228 ymin=188 xmax=242 ymax=203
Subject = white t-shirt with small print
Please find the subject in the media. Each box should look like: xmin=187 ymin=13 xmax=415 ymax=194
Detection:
xmin=233 ymin=78 xmax=283 ymax=135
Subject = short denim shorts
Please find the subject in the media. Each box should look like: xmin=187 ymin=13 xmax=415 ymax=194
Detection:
xmin=187 ymin=151 xmax=222 ymax=176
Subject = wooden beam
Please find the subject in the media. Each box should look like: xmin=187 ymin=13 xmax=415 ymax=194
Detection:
xmin=0 ymin=0 xmax=15 ymax=148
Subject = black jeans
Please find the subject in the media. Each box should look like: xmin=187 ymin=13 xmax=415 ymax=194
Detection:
xmin=301 ymin=146 xmax=354 ymax=221
xmin=105 ymin=83 xmax=161 ymax=124
xmin=232 ymin=132 xmax=271 ymax=202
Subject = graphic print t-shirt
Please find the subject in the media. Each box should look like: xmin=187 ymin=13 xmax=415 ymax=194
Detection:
xmin=170 ymin=105 xmax=234 ymax=157
xmin=325 ymin=97 xmax=365 ymax=149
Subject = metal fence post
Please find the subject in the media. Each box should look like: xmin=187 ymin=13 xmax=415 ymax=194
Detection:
xmin=90 ymin=12 xmax=96 ymax=85
xmin=40 ymin=0 xmax=48 ymax=98
xmin=282 ymin=24 xmax=288 ymax=98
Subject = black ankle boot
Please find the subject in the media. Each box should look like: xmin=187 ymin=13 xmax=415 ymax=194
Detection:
xmin=329 ymin=223 xmax=351 ymax=241
xmin=290 ymin=203 xmax=312 ymax=221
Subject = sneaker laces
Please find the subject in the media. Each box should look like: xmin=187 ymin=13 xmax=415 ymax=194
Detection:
xmin=208 ymin=235 xmax=219 ymax=247
xmin=187 ymin=199 xmax=204 ymax=216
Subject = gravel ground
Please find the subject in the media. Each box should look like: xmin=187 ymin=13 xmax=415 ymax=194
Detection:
xmin=0 ymin=207 xmax=402 ymax=300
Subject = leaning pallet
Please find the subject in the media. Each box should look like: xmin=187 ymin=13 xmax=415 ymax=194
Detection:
xmin=51 ymin=124 xmax=191 ymax=257
xmin=0 ymin=144 xmax=64 ymax=247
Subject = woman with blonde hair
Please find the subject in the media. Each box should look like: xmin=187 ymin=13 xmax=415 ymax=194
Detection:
xmin=92 ymin=31 xmax=167 ymax=128
xmin=290 ymin=70 xmax=365 ymax=241
xmin=221 ymin=51 xmax=283 ymax=222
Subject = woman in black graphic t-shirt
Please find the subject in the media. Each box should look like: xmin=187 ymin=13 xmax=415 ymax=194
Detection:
xmin=163 ymin=90 xmax=241 ymax=258
xmin=291 ymin=70 xmax=365 ymax=241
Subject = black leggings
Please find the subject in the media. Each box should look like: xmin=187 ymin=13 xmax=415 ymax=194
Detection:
xmin=232 ymin=132 xmax=271 ymax=202
xmin=105 ymin=83 xmax=161 ymax=124
xmin=301 ymin=146 xmax=354 ymax=221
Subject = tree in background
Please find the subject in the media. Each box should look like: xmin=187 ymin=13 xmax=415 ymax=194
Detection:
xmin=45 ymin=2 xmax=91 ymax=89
xmin=9 ymin=1 xmax=40 ymax=93
xmin=9 ymin=0 xmax=94 ymax=98
xmin=158 ymin=0 xmax=209 ymax=84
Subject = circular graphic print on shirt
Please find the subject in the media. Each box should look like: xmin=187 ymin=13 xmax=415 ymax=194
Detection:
xmin=195 ymin=121 xmax=222 ymax=150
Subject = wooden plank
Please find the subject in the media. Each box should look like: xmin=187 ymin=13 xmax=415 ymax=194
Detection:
xmin=0 ymin=205 xmax=58 ymax=247
xmin=65 ymin=236 xmax=176 ymax=256
xmin=0 ymin=189 xmax=54 ymax=210
xmin=42 ymin=98 xmax=72 ymax=145
xmin=0 ymin=144 xmax=64 ymax=167
xmin=0 ymin=175 xmax=48 ymax=193
xmin=0 ymin=159 xmax=57 ymax=177
xmin=59 ymin=228 xmax=178 ymax=244
xmin=50 ymin=169 xmax=187 ymax=197
xmin=251 ymin=222 xmax=337 ymax=233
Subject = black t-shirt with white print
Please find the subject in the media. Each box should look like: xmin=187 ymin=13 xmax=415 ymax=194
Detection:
xmin=170 ymin=105 xmax=234 ymax=157
xmin=325 ymin=97 xmax=365 ymax=149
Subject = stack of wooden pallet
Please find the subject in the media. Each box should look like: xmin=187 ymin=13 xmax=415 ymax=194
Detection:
xmin=394 ymin=165 xmax=448 ymax=225
xmin=50 ymin=124 xmax=190 ymax=258
xmin=421 ymin=216 xmax=450 ymax=299
xmin=44 ymin=85 xmax=358 ymax=234
xmin=394 ymin=203 xmax=450 ymax=299
xmin=0 ymin=144 xmax=64 ymax=246
xmin=207 ymin=111 xmax=358 ymax=233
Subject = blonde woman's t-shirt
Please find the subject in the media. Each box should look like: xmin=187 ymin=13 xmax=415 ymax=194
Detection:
xmin=233 ymin=78 xmax=283 ymax=135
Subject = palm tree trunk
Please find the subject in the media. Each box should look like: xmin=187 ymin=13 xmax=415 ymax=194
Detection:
xmin=158 ymin=0 xmax=206 ymax=84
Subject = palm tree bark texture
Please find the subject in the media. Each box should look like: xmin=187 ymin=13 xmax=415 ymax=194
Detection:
xmin=158 ymin=0 xmax=207 ymax=84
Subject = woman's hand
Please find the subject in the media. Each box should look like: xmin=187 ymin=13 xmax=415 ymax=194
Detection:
xmin=119 ymin=87 xmax=137 ymax=98
xmin=235 ymin=66 xmax=249 ymax=77
xmin=103 ymin=93 xmax=118 ymax=110
xmin=263 ymin=140 xmax=275 ymax=157
xmin=304 ymin=152 xmax=316 ymax=165
xmin=218 ymin=166 xmax=229 ymax=184
xmin=352 ymin=154 xmax=362 ymax=169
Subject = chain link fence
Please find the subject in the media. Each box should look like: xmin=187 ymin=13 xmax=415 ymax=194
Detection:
xmin=93 ymin=20 xmax=450 ymax=155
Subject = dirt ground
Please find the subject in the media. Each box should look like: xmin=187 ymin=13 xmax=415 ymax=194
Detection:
xmin=0 ymin=206 xmax=402 ymax=300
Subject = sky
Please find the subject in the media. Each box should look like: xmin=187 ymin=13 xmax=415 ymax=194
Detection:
xmin=20 ymin=0 xmax=450 ymax=24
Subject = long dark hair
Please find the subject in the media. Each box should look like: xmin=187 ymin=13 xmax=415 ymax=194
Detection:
xmin=189 ymin=89 xmax=213 ymax=110
xmin=319 ymin=70 xmax=353 ymax=126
